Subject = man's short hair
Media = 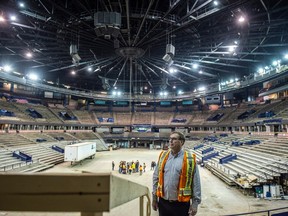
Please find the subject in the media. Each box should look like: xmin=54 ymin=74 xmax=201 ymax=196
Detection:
xmin=171 ymin=131 xmax=185 ymax=143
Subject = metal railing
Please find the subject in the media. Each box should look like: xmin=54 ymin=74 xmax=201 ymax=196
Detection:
xmin=224 ymin=206 xmax=288 ymax=216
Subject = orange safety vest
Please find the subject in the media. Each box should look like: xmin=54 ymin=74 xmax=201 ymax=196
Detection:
xmin=156 ymin=149 xmax=196 ymax=202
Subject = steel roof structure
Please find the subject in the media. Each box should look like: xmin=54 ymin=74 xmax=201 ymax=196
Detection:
xmin=0 ymin=0 xmax=288 ymax=93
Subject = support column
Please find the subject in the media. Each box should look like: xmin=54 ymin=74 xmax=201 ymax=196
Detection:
xmin=10 ymin=83 xmax=14 ymax=92
xmin=265 ymin=125 xmax=271 ymax=132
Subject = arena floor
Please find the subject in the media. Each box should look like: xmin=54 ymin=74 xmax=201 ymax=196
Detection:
xmin=2 ymin=148 xmax=288 ymax=216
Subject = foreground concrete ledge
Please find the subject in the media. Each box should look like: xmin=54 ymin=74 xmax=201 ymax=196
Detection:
xmin=0 ymin=172 xmax=150 ymax=213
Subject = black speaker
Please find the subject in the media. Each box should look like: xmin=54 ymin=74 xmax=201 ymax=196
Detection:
xmin=94 ymin=12 xmax=121 ymax=27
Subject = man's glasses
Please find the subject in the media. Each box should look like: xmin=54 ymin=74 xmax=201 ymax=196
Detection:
xmin=169 ymin=137 xmax=180 ymax=141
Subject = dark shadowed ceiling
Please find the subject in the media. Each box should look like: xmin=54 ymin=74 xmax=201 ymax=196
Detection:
xmin=1 ymin=0 xmax=288 ymax=94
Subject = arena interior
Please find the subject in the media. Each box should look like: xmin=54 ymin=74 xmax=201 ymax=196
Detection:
xmin=0 ymin=0 xmax=288 ymax=215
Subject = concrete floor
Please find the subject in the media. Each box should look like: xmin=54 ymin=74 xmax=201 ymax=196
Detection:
xmin=2 ymin=148 xmax=288 ymax=216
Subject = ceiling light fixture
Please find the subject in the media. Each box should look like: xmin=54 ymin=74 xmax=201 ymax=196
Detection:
xmin=238 ymin=16 xmax=245 ymax=23
xmin=0 ymin=16 xmax=5 ymax=22
xmin=19 ymin=2 xmax=25 ymax=8
xmin=70 ymin=44 xmax=81 ymax=66
xmin=25 ymin=52 xmax=33 ymax=58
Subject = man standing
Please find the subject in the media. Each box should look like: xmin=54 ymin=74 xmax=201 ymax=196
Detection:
xmin=151 ymin=161 xmax=156 ymax=170
xmin=112 ymin=161 xmax=115 ymax=171
xmin=152 ymin=131 xmax=201 ymax=216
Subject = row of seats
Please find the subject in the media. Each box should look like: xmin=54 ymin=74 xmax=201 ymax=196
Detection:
xmin=188 ymin=134 xmax=288 ymax=186
xmin=0 ymin=132 xmax=108 ymax=173
xmin=1 ymin=99 xmax=288 ymax=126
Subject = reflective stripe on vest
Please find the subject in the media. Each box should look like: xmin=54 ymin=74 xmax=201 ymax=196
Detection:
xmin=156 ymin=150 xmax=171 ymax=198
xmin=178 ymin=151 xmax=195 ymax=201
xmin=156 ymin=150 xmax=196 ymax=202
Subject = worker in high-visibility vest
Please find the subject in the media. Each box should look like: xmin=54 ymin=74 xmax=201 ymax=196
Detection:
xmin=131 ymin=161 xmax=136 ymax=173
xmin=122 ymin=164 xmax=126 ymax=174
xmin=152 ymin=131 xmax=201 ymax=216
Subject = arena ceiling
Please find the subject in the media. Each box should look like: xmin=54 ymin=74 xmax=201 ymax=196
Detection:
xmin=0 ymin=0 xmax=288 ymax=94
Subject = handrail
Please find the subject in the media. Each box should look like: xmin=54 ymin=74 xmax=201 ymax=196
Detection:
xmin=1 ymin=65 xmax=288 ymax=101
xmin=0 ymin=173 xmax=151 ymax=216
xmin=0 ymin=161 xmax=30 ymax=172
xmin=224 ymin=206 xmax=288 ymax=216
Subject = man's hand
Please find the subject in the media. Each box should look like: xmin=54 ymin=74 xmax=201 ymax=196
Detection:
xmin=152 ymin=196 xmax=158 ymax=211
xmin=188 ymin=205 xmax=197 ymax=216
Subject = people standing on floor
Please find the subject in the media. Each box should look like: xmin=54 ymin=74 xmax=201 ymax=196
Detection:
xmin=136 ymin=160 xmax=139 ymax=172
xmin=139 ymin=165 xmax=143 ymax=175
xmin=118 ymin=161 xmax=122 ymax=173
xmin=152 ymin=131 xmax=201 ymax=216
xmin=143 ymin=163 xmax=146 ymax=172
xmin=131 ymin=161 xmax=136 ymax=173
xmin=112 ymin=161 xmax=115 ymax=171
xmin=126 ymin=162 xmax=130 ymax=171
xmin=151 ymin=161 xmax=156 ymax=170
xmin=122 ymin=163 xmax=126 ymax=174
